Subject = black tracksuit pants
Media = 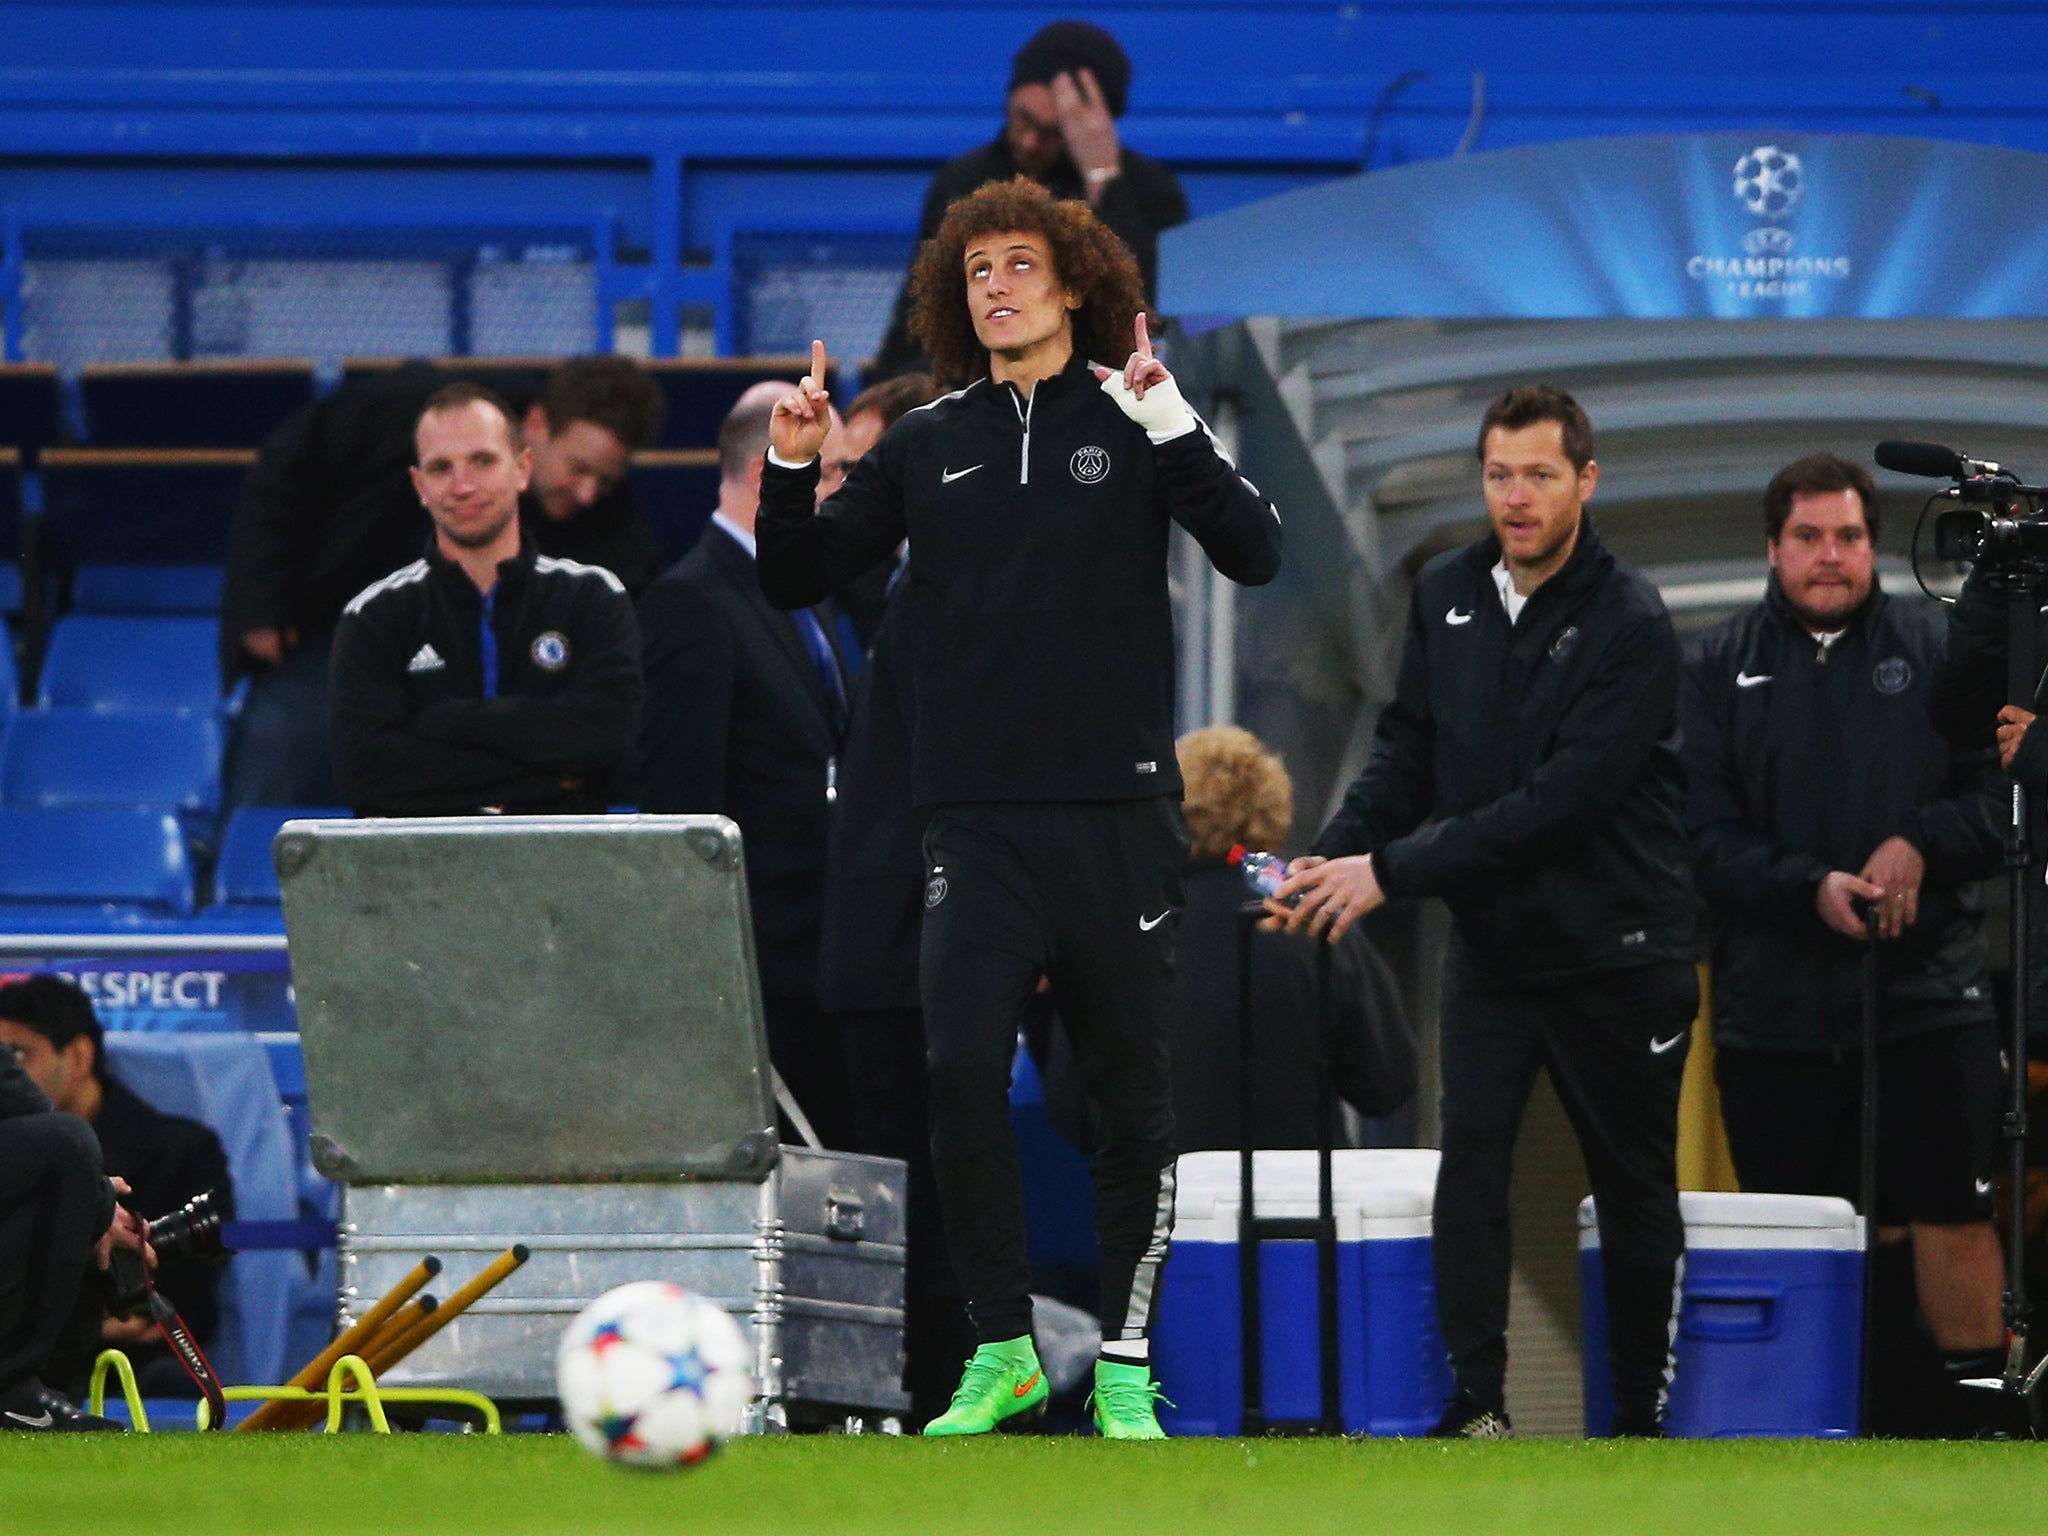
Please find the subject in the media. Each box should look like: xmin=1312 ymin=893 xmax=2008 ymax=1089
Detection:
xmin=0 ymin=1112 xmax=110 ymax=1397
xmin=1437 ymin=946 xmax=1695 ymax=1428
xmin=921 ymin=798 xmax=1186 ymax=1346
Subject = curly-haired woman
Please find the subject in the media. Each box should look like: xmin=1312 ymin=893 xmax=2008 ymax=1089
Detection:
xmin=756 ymin=176 xmax=1281 ymax=1439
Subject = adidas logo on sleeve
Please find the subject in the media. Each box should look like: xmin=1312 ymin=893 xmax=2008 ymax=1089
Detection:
xmin=407 ymin=643 xmax=447 ymax=674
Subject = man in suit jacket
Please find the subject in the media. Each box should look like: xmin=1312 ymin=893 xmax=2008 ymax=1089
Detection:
xmin=635 ymin=384 xmax=853 ymax=1148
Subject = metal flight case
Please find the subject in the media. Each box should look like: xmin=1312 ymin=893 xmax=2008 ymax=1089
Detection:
xmin=278 ymin=814 xmax=910 ymax=1428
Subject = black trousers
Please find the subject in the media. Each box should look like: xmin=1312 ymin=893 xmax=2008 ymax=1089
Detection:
xmin=837 ymin=1006 xmax=977 ymax=1423
xmin=1437 ymin=949 xmax=1695 ymax=1426
xmin=0 ymin=1112 xmax=110 ymax=1396
xmin=921 ymin=798 xmax=1186 ymax=1345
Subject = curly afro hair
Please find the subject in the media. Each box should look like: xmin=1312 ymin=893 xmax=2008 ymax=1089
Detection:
xmin=1177 ymin=725 xmax=1294 ymax=863
xmin=907 ymin=177 xmax=1149 ymax=387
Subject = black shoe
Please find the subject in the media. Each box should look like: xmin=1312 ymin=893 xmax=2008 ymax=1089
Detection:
xmin=1609 ymin=1411 xmax=1668 ymax=1439
xmin=1426 ymin=1392 xmax=1512 ymax=1439
xmin=0 ymin=1380 xmax=124 ymax=1433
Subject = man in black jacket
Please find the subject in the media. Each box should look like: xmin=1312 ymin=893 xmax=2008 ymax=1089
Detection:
xmin=0 ymin=1032 xmax=143 ymax=1431
xmin=758 ymin=177 xmax=1279 ymax=1438
xmin=1684 ymin=454 xmax=2007 ymax=1434
xmin=869 ymin=20 xmax=1188 ymax=380
xmin=635 ymin=385 xmax=855 ymax=1152
xmin=328 ymin=384 xmax=643 ymax=817
xmin=0 ymin=976 xmax=234 ymax=1401
xmin=222 ymin=356 xmax=665 ymax=810
xmin=1274 ymin=385 xmax=1696 ymax=1438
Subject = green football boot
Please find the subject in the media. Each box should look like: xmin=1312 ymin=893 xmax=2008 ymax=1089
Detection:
xmin=1088 ymin=1357 xmax=1170 ymax=1440
xmin=922 ymin=1337 xmax=1049 ymax=1437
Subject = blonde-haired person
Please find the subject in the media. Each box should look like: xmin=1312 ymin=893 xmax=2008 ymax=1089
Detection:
xmin=1171 ymin=726 xmax=1415 ymax=1151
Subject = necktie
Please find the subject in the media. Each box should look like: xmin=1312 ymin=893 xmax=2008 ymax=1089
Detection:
xmin=792 ymin=608 xmax=849 ymax=736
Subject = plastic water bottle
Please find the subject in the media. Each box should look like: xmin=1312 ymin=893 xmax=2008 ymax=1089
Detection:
xmin=1228 ymin=844 xmax=1293 ymax=903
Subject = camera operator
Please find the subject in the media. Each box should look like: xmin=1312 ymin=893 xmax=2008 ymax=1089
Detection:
xmin=0 ymin=1026 xmax=150 ymax=1431
xmin=0 ymin=977 xmax=233 ymax=1399
xmin=1681 ymin=454 xmax=2009 ymax=1437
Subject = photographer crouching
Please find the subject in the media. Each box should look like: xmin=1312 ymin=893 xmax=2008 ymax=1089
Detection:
xmin=0 ymin=976 xmax=233 ymax=1411
xmin=0 ymin=1025 xmax=152 ymax=1430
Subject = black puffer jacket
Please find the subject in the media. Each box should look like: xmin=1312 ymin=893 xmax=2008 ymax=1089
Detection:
xmin=1682 ymin=580 xmax=2000 ymax=1052
xmin=1312 ymin=516 xmax=1696 ymax=986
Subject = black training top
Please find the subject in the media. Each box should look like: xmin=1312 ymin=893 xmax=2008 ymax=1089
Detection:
xmin=757 ymin=353 xmax=1280 ymax=806
xmin=1313 ymin=515 xmax=1696 ymax=986
xmin=1682 ymin=579 xmax=2000 ymax=1051
xmin=328 ymin=532 xmax=642 ymax=816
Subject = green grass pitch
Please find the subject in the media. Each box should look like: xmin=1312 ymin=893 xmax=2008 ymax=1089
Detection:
xmin=4 ymin=1435 xmax=2046 ymax=1536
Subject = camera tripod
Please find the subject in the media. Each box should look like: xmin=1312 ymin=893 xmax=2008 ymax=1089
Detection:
xmin=1984 ymin=564 xmax=2048 ymax=1423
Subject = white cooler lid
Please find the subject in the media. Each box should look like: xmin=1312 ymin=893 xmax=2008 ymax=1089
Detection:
xmin=1578 ymin=1191 xmax=1865 ymax=1250
xmin=1171 ymin=1148 xmax=1439 ymax=1242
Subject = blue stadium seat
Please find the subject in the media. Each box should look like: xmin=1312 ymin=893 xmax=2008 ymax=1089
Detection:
xmin=211 ymin=805 xmax=347 ymax=907
xmin=0 ymin=805 xmax=195 ymax=916
xmin=39 ymin=450 xmax=250 ymax=612
xmin=628 ymin=449 xmax=720 ymax=563
xmin=0 ymin=708 xmax=222 ymax=822
xmin=81 ymin=361 xmax=315 ymax=450
xmin=0 ymin=447 xmax=22 ymax=617
xmin=0 ymin=363 xmax=64 ymax=461
xmin=0 ymin=626 xmax=17 ymax=722
xmin=645 ymin=358 xmax=836 ymax=449
xmin=70 ymin=565 xmax=226 ymax=615
xmin=103 ymin=1032 xmax=300 ymax=1388
xmin=36 ymin=615 xmax=223 ymax=713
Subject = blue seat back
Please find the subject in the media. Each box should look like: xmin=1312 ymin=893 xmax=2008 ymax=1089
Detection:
xmin=0 ymin=805 xmax=194 ymax=915
xmin=0 ymin=448 xmax=21 ymax=617
xmin=71 ymin=565 xmax=227 ymax=616
xmin=39 ymin=449 xmax=251 ymax=567
xmin=102 ymin=1032 xmax=299 ymax=1387
xmin=645 ymin=358 xmax=832 ymax=449
xmin=0 ymin=364 xmax=64 ymax=460
xmin=82 ymin=363 xmax=315 ymax=450
xmin=37 ymin=615 xmax=223 ymax=712
xmin=628 ymin=450 xmax=720 ymax=563
xmin=0 ymin=708 xmax=222 ymax=819
xmin=212 ymin=806 xmax=348 ymax=907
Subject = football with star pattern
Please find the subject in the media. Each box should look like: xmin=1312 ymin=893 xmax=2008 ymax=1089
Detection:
xmin=557 ymin=1281 xmax=754 ymax=1468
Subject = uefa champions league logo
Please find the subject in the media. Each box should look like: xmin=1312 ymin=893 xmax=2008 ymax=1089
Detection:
xmin=1733 ymin=145 xmax=1803 ymax=219
xmin=1685 ymin=141 xmax=1848 ymax=301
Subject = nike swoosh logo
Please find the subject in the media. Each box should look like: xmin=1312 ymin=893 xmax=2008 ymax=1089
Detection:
xmin=942 ymin=465 xmax=982 ymax=484
xmin=1735 ymin=671 xmax=1772 ymax=688
xmin=1446 ymin=608 xmax=1474 ymax=626
xmin=1139 ymin=910 xmax=1172 ymax=931
xmin=3 ymin=1410 xmax=53 ymax=1428
xmin=1013 ymin=1371 xmax=1043 ymax=1398
xmin=1977 ymin=1178 xmax=1994 ymax=1195
xmin=1649 ymin=1032 xmax=1687 ymax=1055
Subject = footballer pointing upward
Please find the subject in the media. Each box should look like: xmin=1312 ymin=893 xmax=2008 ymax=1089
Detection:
xmin=756 ymin=176 xmax=1280 ymax=1438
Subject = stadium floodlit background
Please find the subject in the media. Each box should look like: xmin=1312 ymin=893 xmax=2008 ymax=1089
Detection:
xmin=8 ymin=0 xmax=2048 ymax=1517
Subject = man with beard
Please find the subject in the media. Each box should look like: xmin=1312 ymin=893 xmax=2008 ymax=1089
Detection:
xmin=1681 ymin=453 xmax=2008 ymax=1436
xmin=1272 ymin=385 xmax=1697 ymax=1438
xmin=327 ymin=384 xmax=642 ymax=817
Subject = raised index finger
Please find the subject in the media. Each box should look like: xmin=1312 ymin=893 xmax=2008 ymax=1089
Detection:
xmin=1134 ymin=311 xmax=1153 ymax=360
xmin=808 ymin=339 xmax=828 ymax=392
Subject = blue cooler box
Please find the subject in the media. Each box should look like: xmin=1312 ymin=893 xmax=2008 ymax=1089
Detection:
xmin=1579 ymin=1191 xmax=1864 ymax=1438
xmin=1154 ymin=1149 xmax=1451 ymax=1436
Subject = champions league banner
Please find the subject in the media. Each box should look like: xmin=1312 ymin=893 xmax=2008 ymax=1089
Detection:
xmin=1161 ymin=133 xmax=2048 ymax=320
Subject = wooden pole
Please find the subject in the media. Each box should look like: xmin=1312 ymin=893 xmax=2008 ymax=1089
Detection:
xmin=237 ymin=1256 xmax=441 ymax=1432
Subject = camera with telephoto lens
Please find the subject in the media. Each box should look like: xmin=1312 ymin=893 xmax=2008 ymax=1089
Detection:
xmin=103 ymin=1189 xmax=229 ymax=1318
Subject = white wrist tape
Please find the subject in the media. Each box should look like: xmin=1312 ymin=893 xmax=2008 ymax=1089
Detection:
xmin=1098 ymin=369 xmax=1198 ymax=444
